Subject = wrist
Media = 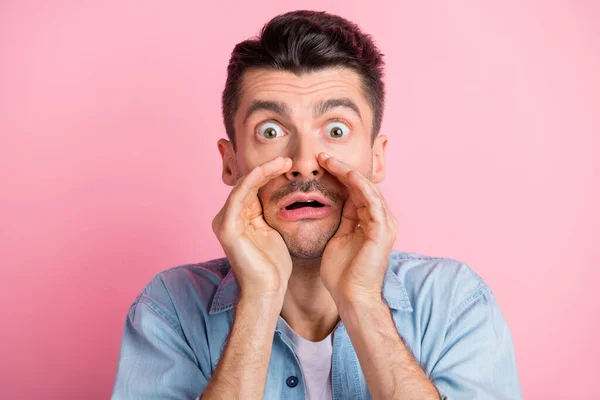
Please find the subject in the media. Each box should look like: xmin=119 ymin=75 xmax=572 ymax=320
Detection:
xmin=336 ymin=291 xmax=385 ymax=318
xmin=327 ymin=279 xmax=384 ymax=309
xmin=239 ymin=287 xmax=286 ymax=311
xmin=239 ymin=276 xmax=288 ymax=299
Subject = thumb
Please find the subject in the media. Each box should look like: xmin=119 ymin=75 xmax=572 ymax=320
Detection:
xmin=335 ymin=197 xmax=360 ymax=236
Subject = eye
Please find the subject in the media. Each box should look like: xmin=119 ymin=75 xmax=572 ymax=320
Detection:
xmin=326 ymin=121 xmax=350 ymax=139
xmin=257 ymin=122 xmax=285 ymax=139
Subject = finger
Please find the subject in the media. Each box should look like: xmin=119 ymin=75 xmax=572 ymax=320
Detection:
xmin=318 ymin=153 xmax=383 ymax=213
xmin=230 ymin=156 xmax=291 ymax=202
xmin=336 ymin=197 xmax=360 ymax=236
xmin=317 ymin=154 xmax=398 ymax=242
xmin=224 ymin=157 xmax=292 ymax=226
xmin=318 ymin=153 xmax=392 ymax=239
xmin=237 ymin=156 xmax=292 ymax=195
xmin=317 ymin=152 xmax=354 ymax=187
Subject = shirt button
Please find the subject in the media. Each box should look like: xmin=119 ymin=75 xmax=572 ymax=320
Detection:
xmin=286 ymin=376 xmax=298 ymax=388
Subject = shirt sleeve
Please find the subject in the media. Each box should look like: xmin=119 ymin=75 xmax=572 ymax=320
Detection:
xmin=111 ymin=295 xmax=208 ymax=400
xmin=430 ymin=286 xmax=522 ymax=400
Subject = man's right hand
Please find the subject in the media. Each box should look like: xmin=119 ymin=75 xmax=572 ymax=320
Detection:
xmin=212 ymin=156 xmax=293 ymax=300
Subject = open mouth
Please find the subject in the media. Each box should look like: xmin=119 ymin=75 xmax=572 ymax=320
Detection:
xmin=285 ymin=200 xmax=326 ymax=210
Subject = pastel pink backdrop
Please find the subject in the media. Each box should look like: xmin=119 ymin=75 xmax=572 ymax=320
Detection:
xmin=1 ymin=1 xmax=598 ymax=398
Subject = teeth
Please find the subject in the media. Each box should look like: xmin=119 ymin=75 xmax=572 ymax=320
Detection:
xmin=306 ymin=200 xmax=315 ymax=202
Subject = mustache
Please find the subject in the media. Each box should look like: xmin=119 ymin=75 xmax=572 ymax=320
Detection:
xmin=270 ymin=180 xmax=343 ymax=206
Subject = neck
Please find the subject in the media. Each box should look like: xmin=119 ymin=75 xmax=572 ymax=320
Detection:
xmin=280 ymin=256 xmax=340 ymax=342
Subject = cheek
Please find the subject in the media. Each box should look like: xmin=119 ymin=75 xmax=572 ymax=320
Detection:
xmin=329 ymin=151 xmax=372 ymax=176
xmin=234 ymin=152 xmax=261 ymax=177
xmin=257 ymin=184 xmax=278 ymax=211
xmin=238 ymin=143 xmax=284 ymax=174
xmin=325 ymin=136 xmax=372 ymax=170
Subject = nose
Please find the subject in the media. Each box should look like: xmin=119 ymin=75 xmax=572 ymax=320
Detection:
xmin=284 ymin=136 xmax=325 ymax=181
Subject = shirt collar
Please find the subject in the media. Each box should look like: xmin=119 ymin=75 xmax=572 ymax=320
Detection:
xmin=208 ymin=255 xmax=413 ymax=315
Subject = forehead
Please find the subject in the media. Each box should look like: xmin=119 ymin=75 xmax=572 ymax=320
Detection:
xmin=237 ymin=67 xmax=371 ymax=118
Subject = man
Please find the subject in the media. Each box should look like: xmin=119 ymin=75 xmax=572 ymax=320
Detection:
xmin=111 ymin=10 xmax=522 ymax=400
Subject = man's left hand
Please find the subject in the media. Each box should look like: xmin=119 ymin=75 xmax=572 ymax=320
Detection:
xmin=317 ymin=152 xmax=398 ymax=306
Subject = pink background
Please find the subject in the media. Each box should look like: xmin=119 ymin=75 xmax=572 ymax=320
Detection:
xmin=1 ymin=1 xmax=598 ymax=398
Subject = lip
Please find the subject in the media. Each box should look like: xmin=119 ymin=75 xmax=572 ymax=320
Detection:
xmin=278 ymin=192 xmax=334 ymax=222
xmin=279 ymin=192 xmax=333 ymax=209
xmin=279 ymin=205 xmax=332 ymax=221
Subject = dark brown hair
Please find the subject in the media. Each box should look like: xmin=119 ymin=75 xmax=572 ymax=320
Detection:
xmin=221 ymin=10 xmax=386 ymax=150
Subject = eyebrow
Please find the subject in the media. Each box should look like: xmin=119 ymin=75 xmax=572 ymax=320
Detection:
xmin=244 ymin=100 xmax=291 ymax=123
xmin=314 ymin=97 xmax=362 ymax=121
xmin=243 ymin=97 xmax=362 ymax=123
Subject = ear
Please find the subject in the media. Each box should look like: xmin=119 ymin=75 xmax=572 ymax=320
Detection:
xmin=371 ymin=135 xmax=388 ymax=184
xmin=217 ymin=138 xmax=238 ymax=186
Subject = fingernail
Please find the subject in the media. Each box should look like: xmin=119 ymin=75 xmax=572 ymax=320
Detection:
xmin=321 ymin=153 xmax=331 ymax=160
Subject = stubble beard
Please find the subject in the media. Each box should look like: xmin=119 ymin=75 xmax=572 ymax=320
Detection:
xmin=234 ymin=158 xmax=373 ymax=260
xmin=276 ymin=216 xmax=341 ymax=260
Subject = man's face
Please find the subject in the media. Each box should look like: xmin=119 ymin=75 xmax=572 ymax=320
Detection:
xmin=219 ymin=67 xmax=387 ymax=259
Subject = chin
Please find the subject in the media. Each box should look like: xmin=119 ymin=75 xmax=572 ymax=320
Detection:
xmin=284 ymin=238 xmax=328 ymax=259
xmin=263 ymin=209 xmax=342 ymax=259
xmin=278 ymin=223 xmax=338 ymax=260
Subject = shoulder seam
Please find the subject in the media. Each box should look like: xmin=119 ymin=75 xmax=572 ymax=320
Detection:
xmin=156 ymin=273 xmax=198 ymax=350
xmin=135 ymin=296 xmax=184 ymax=336
xmin=157 ymin=274 xmax=184 ymax=324
xmin=447 ymin=282 xmax=493 ymax=326
xmin=159 ymin=258 xmax=229 ymax=274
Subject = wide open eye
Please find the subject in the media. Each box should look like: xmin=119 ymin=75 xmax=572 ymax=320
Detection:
xmin=257 ymin=122 xmax=285 ymax=139
xmin=326 ymin=121 xmax=350 ymax=139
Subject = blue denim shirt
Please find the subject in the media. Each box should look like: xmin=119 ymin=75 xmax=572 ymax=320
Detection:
xmin=111 ymin=249 xmax=522 ymax=399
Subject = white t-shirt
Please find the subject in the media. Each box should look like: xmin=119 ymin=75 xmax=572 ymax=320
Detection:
xmin=280 ymin=318 xmax=334 ymax=400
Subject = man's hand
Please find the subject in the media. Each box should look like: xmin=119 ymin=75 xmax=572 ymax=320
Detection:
xmin=212 ymin=156 xmax=293 ymax=299
xmin=203 ymin=156 xmax=295 ymax=399
xmin=317 ymin=152 xmax=398 ymax=305
xmin=317 ymin=153 xmax=439 ymax=400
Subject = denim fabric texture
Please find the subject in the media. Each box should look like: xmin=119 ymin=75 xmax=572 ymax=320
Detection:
xmin=111 ymin=249 xmax=522 ymax=399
